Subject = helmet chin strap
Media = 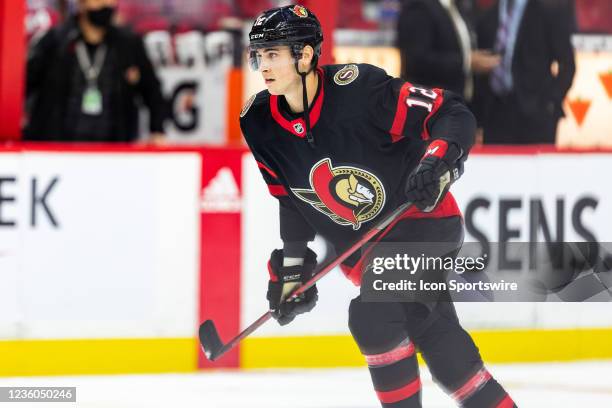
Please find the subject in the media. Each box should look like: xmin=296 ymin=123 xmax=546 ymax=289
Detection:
xmin=295 ymin=60 xmax=316 ymax=148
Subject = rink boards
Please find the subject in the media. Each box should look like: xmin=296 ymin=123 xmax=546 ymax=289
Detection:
xmin=1 ymin=145 xmax=612 ymax=375
xmin=0 ymin=146 xmax=203 ymax=375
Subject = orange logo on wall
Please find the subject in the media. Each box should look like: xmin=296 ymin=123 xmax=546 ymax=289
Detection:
xmin=567 ymin=98 xmax=592 ymax=127
xmin=599 ymin=71 xmax=612 ymax=99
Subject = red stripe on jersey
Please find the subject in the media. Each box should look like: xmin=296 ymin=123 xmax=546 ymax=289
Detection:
xmin=401 ymin=192 xmax=461 ymax=219
xmin=390 ymin=82 xmax=412 ymax=142
xmin=420 ymin=88 xmax=445 ymax=140
xmin=376 ymin=378 xmax=421 ymax=404
xmin=268 ymin=184 xmax=288 ymax=196
xmin=269 ymin=68 xmax=325 ymax=138
xmin=496 ymin=395 xmax=516 ymax=408
xmin=365 ymin=339 xmax=415 ymax=367
xmin=270 ymin=97 xmax=305 ymax=138
xmin=339 ymin=264 xmax=358 ymax=285
xmin=340 ymin=193 xmax=461 ymax=286
xmin=340 ymin=203 xmax=419 ymax=286
xmin=257 ymin=160 xmax=279 ymax=179
xmin=450 ymin=367 xmax=492 ymax=402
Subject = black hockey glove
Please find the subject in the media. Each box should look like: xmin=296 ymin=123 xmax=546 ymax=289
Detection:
xmin=267 ymin=248 xmax=318 ymax=326
xmin=405 ymin=139 xmax=464 ymax=212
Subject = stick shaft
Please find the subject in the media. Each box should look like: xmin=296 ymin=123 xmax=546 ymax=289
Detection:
xmin=214 ymin=312 xmax=272 ymax=359
xmin=205 ymin=202 xmax=412 ymax=360
xmin=288 ymin=202 xmax=412 ymax=299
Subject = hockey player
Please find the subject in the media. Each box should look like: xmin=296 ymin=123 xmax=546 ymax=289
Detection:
xmin=240 ymin=5 xmax=517 ymax=408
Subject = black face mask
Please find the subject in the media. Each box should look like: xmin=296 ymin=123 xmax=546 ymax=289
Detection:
xmin=87 ymin=6 xmax=116 ymax=28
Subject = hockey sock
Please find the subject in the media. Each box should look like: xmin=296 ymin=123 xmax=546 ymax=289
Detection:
xmin=452 ymin=367 xmax=517 ymax=408
xmin=349 ymin=299 xmax=423 ymax=407
xmin=365 ymin=338 xmax=422 ymax=407
xmin=413 ymin=306 xmax=516 ymax=408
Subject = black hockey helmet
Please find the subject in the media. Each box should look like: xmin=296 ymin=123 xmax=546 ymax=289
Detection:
xmin=248 ymin=4 xmax=323 ymax=71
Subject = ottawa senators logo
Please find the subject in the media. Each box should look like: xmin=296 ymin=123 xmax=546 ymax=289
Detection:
xmin=333 ymin=64 xmax=359 ymax=85
xmin=291 ymin=158 xmax=386 ymax=230
xmin=292 ymin=5 xmax=309 ymax=18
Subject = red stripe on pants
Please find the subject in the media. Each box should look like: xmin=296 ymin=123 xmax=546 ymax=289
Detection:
xmin=496 ymin=395 xmax=515 ymax=408
xmin=365 ymin=340 xmax=415 ymax=367
xmin=376 ymin=378 xmax=421 ymax=404
xmin=451 ymin=367 xmax=492 ymax=402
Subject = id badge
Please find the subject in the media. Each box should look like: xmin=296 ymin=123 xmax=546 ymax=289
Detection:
xmin=82 ymin=86 xmax=103 ymax=115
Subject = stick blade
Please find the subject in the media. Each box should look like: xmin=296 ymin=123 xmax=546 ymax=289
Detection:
xmin=199 ymin=320 xmax=224 ymax=361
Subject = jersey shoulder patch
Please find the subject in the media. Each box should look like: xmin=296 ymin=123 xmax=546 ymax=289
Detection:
xmin=240 ymin=94 xmax=257 ymax=118
xmin=333 ymin=64 xmax=360 ymax=86
xmin=239 ymin=90 xmax=271 ymax=147
xmin=240 ymin=90 xmax=270 ymax=119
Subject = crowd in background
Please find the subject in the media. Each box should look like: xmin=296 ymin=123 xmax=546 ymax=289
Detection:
xmin=396 ymin=0 xmax=577 ymax=145
xmin=23 ymin=0 xmax=611 ymax=145
xmin=26 ymin=0 xmax=612 ymax=35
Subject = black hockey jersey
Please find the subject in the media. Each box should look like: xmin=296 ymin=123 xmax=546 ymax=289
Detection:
xmin=240 ymin=63 xmax=475 ymax=277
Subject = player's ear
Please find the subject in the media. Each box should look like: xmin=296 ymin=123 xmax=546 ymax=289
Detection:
xmin=298 ymin=45 xmax=314 ymax=70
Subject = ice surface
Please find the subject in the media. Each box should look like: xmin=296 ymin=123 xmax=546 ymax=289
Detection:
xmin=1 ymin=361 xmax=611 ymax=408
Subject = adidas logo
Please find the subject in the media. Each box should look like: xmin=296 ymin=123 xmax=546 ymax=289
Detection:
xmin=200 ymin=167 xmax=242 ymax=213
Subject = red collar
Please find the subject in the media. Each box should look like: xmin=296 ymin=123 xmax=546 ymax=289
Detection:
xmin=270 ymin=67 xmax=324 ymax=138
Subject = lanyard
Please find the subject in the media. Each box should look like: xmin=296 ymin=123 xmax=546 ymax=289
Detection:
xmin=75 ymin=41 xmax=107 ymax=84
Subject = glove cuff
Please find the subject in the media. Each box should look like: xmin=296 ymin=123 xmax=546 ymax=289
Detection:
xmin=422 ymin=139 xmax=449 ymax=160
xmin=268 ymin=248 xmax=317 ymax=283
xmin=423 ymin=139 xmax=463 ymax=164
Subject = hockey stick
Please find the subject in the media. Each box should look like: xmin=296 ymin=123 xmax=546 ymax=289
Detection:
xmin=199 ymin=201 xmax=413 ymax=361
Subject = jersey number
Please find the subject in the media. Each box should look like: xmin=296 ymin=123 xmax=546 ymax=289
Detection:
xmin=405 ymin=86 xmax=437 ymax=112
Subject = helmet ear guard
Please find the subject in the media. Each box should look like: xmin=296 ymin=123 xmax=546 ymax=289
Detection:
xmin=291 ymin=43 xmax=322 ymax=74
xmin=289 ymin=43 xmax=322 ymax=59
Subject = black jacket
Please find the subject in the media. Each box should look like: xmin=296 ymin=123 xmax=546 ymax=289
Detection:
xmin=396 ymin=0 xmax=473 ymax=96
xmin=24 ymin=17 xmax=166 ymax=141
xmin=474 ymin=0 xmax=575 ymax=119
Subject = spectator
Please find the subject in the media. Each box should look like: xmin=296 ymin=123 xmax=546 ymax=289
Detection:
xmin=24 ymin=0 xmax=166 ymax=143
xmin=575 ymin=0 xmax=611 ymax=34
xmin=475 ymin=0 xmax=576 ymax=144
xmin=396 ymin=0 xmax=500 ymax=103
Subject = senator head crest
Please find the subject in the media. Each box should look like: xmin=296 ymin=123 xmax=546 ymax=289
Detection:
xmin=291 ymin=158 xmax=386 ymax=230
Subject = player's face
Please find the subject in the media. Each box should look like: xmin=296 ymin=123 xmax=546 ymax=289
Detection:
xmin=254 ymin=46 xmax=300 ymax=96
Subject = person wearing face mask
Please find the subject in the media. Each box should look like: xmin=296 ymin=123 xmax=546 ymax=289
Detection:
xmin=24 ymin=0 xmax=166 ymax=143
